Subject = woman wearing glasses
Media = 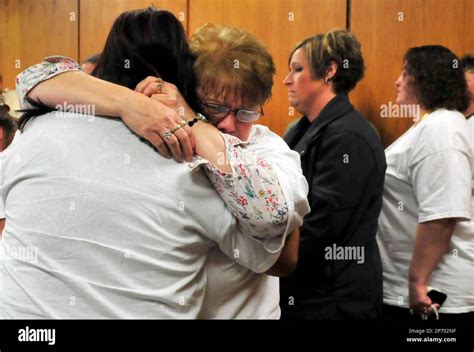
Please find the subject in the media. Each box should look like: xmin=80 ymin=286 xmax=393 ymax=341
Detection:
xmin=16 ymin=20 xmax=309 ymax=318
xmin=199 ymin=102 xmax=263 ymax=140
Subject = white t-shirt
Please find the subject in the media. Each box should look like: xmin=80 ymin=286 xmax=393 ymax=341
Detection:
xmin=377 ymin=109 xmax=473 ymax=313
xmin=199 ymin=125 xmax=309 ymax=319
xmin=0 ymin=192 xmax=4 ymax=220
xmin=0 ymin=113 xmax=282 ymax=319
xmin=454 ymin=116 xmax=474 ymax=275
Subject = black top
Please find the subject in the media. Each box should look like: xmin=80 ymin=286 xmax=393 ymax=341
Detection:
xmin=280 ymin=94 xmax=387 ymax=319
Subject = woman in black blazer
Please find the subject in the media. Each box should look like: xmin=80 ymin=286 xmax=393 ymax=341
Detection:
xmin=280 ymin=29 xmax=387 ymax=319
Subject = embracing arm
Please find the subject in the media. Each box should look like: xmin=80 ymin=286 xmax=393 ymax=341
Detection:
xmin=407 ymin=142 xmax=472 ymax=314
xmin=240 ymin=126 xmax=309 ymax=276
xmin=265 ymin=228 xmax=300 ymax=277
xmin=408 ymin=219 xmax=456 ymax=313
xmin=22 ymin=63 xmax=127 ymax=117
xmin=0 ymin=197 xmax=4 ymax=238
xmin=18 ymin=58 xmax=294 ymax=254
xmin=16 ymin=57 xmax=194 ymax=162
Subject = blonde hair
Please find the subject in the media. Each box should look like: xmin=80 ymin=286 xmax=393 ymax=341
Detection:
xmin=290 ymin=29 xmax=365 ymax=94
xmin=190 ymin=24 xmax=275 ymax=106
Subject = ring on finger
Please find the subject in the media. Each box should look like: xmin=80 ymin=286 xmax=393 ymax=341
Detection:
xmin=162 ymin=129 xmax=173 ymax=141
xmin=156 ymin=78 xmax=164 ymax=93
xmin=170 ymin=120 xmax=187 ymax=133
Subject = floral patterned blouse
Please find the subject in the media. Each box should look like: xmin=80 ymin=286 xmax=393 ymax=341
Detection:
xmin=16 ymin=56 xmax=289 ymax=243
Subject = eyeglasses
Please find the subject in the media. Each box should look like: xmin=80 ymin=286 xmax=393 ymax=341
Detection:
xmin=203 ymin=102 xmax=264 ymax=123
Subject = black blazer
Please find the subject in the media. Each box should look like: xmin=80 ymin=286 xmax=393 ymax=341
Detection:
xmin=280 ymin=94 xmax=387 ymax=319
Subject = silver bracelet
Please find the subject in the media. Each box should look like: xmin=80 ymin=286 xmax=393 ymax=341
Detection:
xmin=187 ymin=112 xmax=208 ymax=127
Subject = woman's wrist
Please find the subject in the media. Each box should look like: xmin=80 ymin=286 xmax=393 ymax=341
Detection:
xmin=186 ymin=112 xmax=208 ymax=127
xmin=116 ymin=87 xmax=142 ymax=119
xmin=193 ymin=123 xmax=231 ymax=172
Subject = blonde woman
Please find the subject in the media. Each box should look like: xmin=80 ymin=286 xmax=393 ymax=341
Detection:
xmin=281 ymin=30 xmax=386 ymax=319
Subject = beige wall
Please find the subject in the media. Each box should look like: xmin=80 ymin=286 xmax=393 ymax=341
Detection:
xmin=1 ymin=0 xmax=473 ymax=144
xmin=189 ymin=0 xmax=346 ymax=136
xmin=1 ymin=0 xmax=78 ymax=90
xmin=351 ymin=0 xmax=474 ymax=146
xmin=79 ymin=0 xmax=187 ymax=62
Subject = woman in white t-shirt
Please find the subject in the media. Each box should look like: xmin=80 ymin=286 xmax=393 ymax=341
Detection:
xmin=377 ymin=45 xmax=473 ymax=322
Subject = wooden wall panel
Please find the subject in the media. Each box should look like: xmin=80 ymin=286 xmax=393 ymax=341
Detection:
xmin=189 ymin=0 xmax=347 ymax=136
xmin=0 ymin=0 xmax=78 ymax=89
xmin=79 ymin=0 xmax=188 ymax=63
xmin=351 ymin=0 xmax=474 ymax=146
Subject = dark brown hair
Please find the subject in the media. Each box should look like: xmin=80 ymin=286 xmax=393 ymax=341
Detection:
xmin=20 ymin=8 xmax=200 ymax=129
xmin=404 ymin=45 xmax=469 ymax=112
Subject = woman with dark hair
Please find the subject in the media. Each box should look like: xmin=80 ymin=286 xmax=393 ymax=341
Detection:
xmin=280 ymin=29 xmax=387 ymax=319
xmin=378 ymin=45 xmax=473 ymax=321
xmin=90 ymin=8 xmax=199 ymax=111
xmin=17 ymin=8 xmax=195 ymax=161
xmin=18 ymin=8 xmax=201 ymax=139
xmin=0 ymin=99 xmax=17 ymax=151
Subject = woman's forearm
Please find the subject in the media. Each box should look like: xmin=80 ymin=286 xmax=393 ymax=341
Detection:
xmin=19 ymin=59 xmax=231 ymax=172
xmin=409 ymin=219 xmax=456 ymax=285
xmin=17 ymin=57 xmax=194 ymax=161
xmin=266 ymin=228 xmax=300 ymax=277
xmin=16 ymin=56 xmax=127 ymax=116
xmin=193 ymin=122 xmax=231 ymax=173
xmin=19 ymin=60 xmax=292 ymax=251
xmin=202 ymin=131 xmax=290 ymax=244
xmin=28 ymin=70 xmax=131 ymax=118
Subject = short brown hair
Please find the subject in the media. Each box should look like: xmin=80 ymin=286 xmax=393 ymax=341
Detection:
xmin=190 ymin=24 xmax=275 ymax=106
xmin=290 ymin=29 xmax=365 ymax=94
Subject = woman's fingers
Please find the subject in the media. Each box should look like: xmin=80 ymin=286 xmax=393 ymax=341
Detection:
xmin=162 ymin=131 xmax=183 ymax=163
xmin=147 ymin=106 xmax=187 ymax=163
xmin=136 ymin=77 xmax=179 ymax=97
xmin=143 ymin=83 xmax=162 ymax=97
xmin=151 ymin=93 xmax=177 ymax=108
xmin=148 ymin=93 xmax=194 ymax=161
xmin=140 ymin=131 xmax=172 ymax=159
xmin=173 ymin=125 xmax=194 ymax=162
xmin=127 ymin=81 xmax=196 ymax=162
xmin=135 ymin=76 xmax=159 ymax=94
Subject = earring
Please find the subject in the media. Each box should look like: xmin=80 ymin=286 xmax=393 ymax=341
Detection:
xmin=324 ymin=77 xmax=330 ymax=83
